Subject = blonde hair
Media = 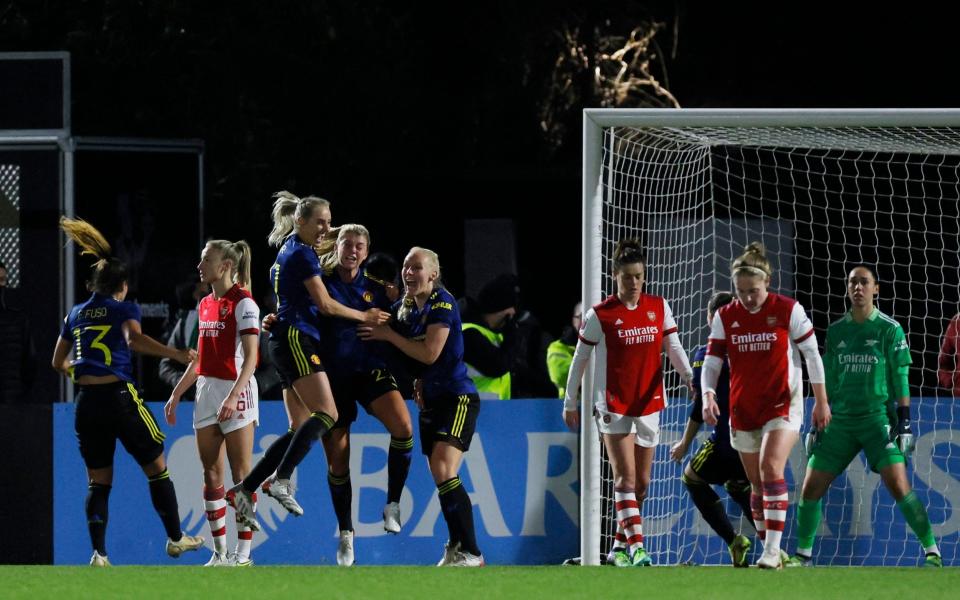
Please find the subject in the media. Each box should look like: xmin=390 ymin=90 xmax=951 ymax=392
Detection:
xmin=59 ymin=216 xmax=128 ymax=294
xmin=731 ymin=241 xmax=772 ymax=280
xmin=205 ymin=239 xmax=253 ymax=290
xmin=318 ymin=224 xmax=371 ymax=273
xmin=267 ymin=190 xmax=331 ymax=247
xmin=397 ymin=246 xmax=442 ymax=323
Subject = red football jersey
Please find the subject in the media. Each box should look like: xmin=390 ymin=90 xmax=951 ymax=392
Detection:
xmin=579 ymin=293 xmax=678 ymax=417
xmin=196 ymin=284 xmax=260 ymax=380
xmin=706 ymin=293 xmax=814 ymax=430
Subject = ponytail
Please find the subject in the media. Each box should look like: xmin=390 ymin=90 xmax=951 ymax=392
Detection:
xmin=60 ymin=216 xmax=128 ymax=295
xmin=267 ymin=190 xmax=332 ymax=247
xmin=205 ymin=239 xmax=253 ymax=291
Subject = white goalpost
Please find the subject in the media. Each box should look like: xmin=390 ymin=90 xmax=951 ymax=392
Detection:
xmin=580 ymin=109 xmax=960 ymax=567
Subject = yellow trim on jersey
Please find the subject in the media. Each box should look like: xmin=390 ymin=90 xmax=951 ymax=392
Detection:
xmin=451 ymin=394 xmax=470 ymax=438
xmin=288 ymin=327 xmax=310 ymax=377
xmin=126 ymin=383 xmax=165 ymax=444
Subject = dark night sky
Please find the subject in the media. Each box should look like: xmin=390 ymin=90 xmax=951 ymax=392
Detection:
xmin=3 ymin=1 xmax=959 ymax=337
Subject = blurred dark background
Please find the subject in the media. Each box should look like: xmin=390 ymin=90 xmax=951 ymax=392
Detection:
xmin=2 ymin=0 xmax=959 ymax=402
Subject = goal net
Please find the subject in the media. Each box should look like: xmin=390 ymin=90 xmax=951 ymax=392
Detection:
xmin=579 ymin=109 xmax=960 ymax=567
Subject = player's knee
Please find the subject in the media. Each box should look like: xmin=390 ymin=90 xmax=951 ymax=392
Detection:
xmin=883 ymin=469 xmax=912 ymax=501
xmin=394 ymin=419 xmax=413 ymax=439
xmin=758 ymin=461 xmax=784 ymax=482
xmin=203 ymin=466 xmax=224 ymax=489
xmin=682 ymin=468 xmax=704 ymax=488
xmin=326 ymin=451 xmax=350 ymax=474
xmin=635 ymin=478 xmax=650 ymax=500
xmin=723 ymin=479 xmax=750 ymax=495
xmin=141 ymin=455 xmax=167 ymax=478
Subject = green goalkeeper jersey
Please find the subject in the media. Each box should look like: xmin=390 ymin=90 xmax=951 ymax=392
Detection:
xmin=823 ymin=307 xmax=912 ymax=419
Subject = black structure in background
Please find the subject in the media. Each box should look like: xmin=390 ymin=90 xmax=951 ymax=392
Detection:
xmin=72 ymin=147 xmax=203 ymax=403
xmin=0 ymin=404 xmax=52 ymax=563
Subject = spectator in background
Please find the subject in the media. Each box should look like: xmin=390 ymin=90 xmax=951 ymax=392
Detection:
xmin=546 ymin=302 xmax=581 ymax=398
xmin=0 ymin=260 xmax=37 ymax=403
xmin=158 ymin=275 xmax=209 ymax=401
xmin=460 ymin=274 xmax=520 ymax=400
xmin=937 ymin=312 xmax=960 ymax=396
xmin=460 ymin=273 xmax=556 ymax=400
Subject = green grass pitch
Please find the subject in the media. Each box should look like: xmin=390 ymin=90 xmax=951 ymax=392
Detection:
xmin=1 ymin=565 xmax=956 ymax=599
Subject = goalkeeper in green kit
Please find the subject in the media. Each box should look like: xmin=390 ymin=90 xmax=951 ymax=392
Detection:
xmin=785 ymin=265 xmax=942 ymax=567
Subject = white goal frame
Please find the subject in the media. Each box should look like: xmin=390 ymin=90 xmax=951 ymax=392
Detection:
xmin=579 ymin=108 xmax=960 ymax=566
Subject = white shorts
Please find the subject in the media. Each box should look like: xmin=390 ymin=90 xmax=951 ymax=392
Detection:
xmin=194 ymin=375 xmax=259 ymax=435
xmin=729 ymin=387 xmax=803 ymax=453
xmin=595 ymin=409 xmax=661 ymax=448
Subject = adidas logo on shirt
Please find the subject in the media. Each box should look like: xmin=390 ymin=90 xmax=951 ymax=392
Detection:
xmin=731 ymin=321 xmax=740 ymax=328
xmin=615 ymin=318 xmax=624 ymax=325
xmin=838 ymin=341 xmax=847 ymax=348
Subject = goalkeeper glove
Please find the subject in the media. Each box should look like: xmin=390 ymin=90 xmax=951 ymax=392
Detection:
xmin=893 ymin=405 xmax=915 ymax=457
xmin=804 ymin=429 xmax=819 ymax=456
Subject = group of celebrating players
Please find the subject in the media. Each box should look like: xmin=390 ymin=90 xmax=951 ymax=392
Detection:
xmin=54 ymin=191 xmax=942 ymax=569
xmin=562 ymin=240 xmax=943 ymax=569
xmin=55 ymin=191 xmax=484 ymax=567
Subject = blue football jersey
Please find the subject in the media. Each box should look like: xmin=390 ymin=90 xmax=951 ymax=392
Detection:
xmin=390 ymin=287 xmax=476 ymax=398
xmin=61 ymin=292 xmax=142 ymax=382
xmin=270 ymin=234 xmax=324 ymax=340
xmin=320 ymin=267 xmax=392 ymax=375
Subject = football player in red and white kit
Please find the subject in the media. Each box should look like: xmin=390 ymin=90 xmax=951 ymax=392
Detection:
xmin=562 ymin=240 xmax=694 ymax=567
xmin=165 ymin=239 xmax=260 ymax=567
xmin=700 ymin=242 xmax=830 ymax=569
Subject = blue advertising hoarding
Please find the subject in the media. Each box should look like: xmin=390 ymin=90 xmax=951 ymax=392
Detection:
xmin=53 ymin=397 xmax=958 ymax=565
xmin=53 ymin=399 xmax=580 ymax=565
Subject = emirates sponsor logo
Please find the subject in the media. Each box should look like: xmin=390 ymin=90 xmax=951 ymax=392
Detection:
xmin=618 ymin=325 xmax=659 ymax=345
xmin=731 ymin=331 xmax=776 ymax=353
xmin=730 ymin=332 xmax=777 ymax=344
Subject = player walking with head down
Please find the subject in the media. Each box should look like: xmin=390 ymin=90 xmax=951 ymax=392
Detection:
xmin=52 ymin=217 xmax=203 ymax=566
xmin=670 ymin=291 xmax=755 ymax=567
xmin=358 ymin=246 xmax=484 ymax=567
xmin=701 ymin=242 xmax=830 ymax=569
xmin=563 ymin=239 xmax=694 ymax=567
xmin=164 ymin=239 xmax=260 ymax=567
xmin=226 ymin=192 xmax=388 ymax=527
xmin=785 ymin=265 xmax=941 ymax=568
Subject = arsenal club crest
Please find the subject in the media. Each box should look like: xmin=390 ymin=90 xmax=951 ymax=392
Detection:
xmin=220 ymin=304 xmax=229 ymax=318
xmin=647 ymin=311 xmax=656 ymax=321
xmin=766 ymin=316 xmax=777 ymax=327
